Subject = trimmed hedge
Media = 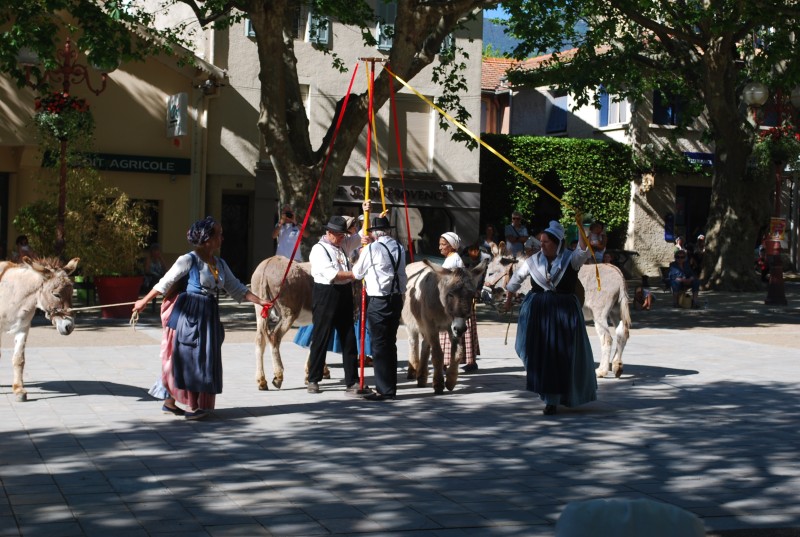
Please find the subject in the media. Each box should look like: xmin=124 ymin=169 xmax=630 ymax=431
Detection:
xmin=480 ymin=134 xmax=633 ymax=240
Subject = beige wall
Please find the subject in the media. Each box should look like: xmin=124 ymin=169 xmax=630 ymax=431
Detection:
xmin=0 ymin=47 xmax=206 ymax=264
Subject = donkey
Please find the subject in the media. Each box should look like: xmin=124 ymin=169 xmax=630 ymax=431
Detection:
xmin=251 ymin=256 xmax=313 ymax=390
xmin=0 ymin=256 xmax=80 ymax=401
xmin=402 ymin=259 xmax=487 ymax=394
xmin=485 ymin=254 xmax=631 ymax=378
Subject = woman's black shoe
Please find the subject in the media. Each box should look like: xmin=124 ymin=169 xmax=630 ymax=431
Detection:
xmin=543 ymin=405 xmax=557 ymax=415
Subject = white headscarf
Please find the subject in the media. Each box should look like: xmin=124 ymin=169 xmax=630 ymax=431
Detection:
xmin=441 ymin=232 xmax=461 ymax=250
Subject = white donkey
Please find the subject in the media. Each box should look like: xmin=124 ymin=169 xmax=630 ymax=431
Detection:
xmin=0 ymin=256 xmax=80 ymax=401
xmin=485 ymin=253 xmax=631 ymax=378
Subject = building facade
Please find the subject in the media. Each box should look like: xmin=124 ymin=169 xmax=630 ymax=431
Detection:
xmin=1 ymin=2 xmax=485 ymax=277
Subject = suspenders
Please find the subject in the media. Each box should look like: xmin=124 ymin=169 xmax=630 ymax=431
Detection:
xmin=377 ymin=241 xmax=400 ymax=295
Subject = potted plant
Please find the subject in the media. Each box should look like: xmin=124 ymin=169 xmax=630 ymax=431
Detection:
xmin=14 ymin=166 xmax=153 ymax=318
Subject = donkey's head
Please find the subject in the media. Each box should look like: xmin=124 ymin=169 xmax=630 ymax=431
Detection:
xmin=24 ymin=257 xmax=80 ymax=335
xmin=424 ymin=259 xmax=487 ymax=339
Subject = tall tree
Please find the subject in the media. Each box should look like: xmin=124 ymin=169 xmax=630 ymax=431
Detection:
xmin=501 ymin=0 xmax=800 ymax=290
xmin=2 ymin=0 xmax=500 ymax=233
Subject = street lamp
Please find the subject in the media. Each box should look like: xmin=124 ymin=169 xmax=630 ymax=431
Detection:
xmin=18 ymin=38 xmax=114 ymax=256
xmin=743 ymin=82 xmax=798 ymax=306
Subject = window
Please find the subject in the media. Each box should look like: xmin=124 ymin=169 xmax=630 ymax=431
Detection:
xmin=546 ymin=92 xmax=568 ymax=133
xmin=598 ymin=87 xmax=628 ymax=127
xmin=388 ymin=96 xmax=432 ymax=172
xmin=376 ymin=1 xmax=397 ymax=51
xmin=652 ymin=90 xmax=685 ymax=126
xmin=245 ymin=19 xmax=255 ymax=38
xmin=245 ymin=7 xmax=330 ymax=45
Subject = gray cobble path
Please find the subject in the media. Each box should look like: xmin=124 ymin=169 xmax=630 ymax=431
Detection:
xmin=1 ymin=283 xmax=799 ymax=536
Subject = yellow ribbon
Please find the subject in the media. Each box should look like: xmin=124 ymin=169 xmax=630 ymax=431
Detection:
xmin=383 ymin=66 xmax=599 ymax=288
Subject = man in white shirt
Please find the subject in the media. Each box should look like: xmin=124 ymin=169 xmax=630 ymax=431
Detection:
xmin=307 ymin=208 xmax=367 ymax=395
xmin=352 ymin=215 xmax=407 ymax=401
xmin=272 ymin=204 xmax=306 ymax=261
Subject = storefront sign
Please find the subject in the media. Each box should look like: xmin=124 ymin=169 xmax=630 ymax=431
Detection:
xmin=683 ymin=152 xmax=714 ymax=167
xmin=86 ymin=153 xmax=191 ymax=175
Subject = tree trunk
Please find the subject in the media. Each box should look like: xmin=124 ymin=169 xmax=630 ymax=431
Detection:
xmin=700 ymin=42 xmax=771 ymax=291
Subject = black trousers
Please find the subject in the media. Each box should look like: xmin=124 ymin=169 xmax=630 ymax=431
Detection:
xmin=366 ymin=294 xmax=403 ymax=396
xmin=308 ymin=283 xmax=358 ymax=386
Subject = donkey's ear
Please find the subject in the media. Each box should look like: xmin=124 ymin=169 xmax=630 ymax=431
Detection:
xmin=423 ymin=258 xmax=448 ymax=275
xmin=64 ymin=258 xmax=80 ymax=275
xmin=470 ymin=260 xmax=488 ymax=283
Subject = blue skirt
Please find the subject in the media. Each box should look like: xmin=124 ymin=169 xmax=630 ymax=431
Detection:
xmin=515 ymin=291 xmax=597 ymax=407
xmin=294 ymin=322 xmax=371 ymax=355
xmin=167 ymin=292 xmax=225 ymax=394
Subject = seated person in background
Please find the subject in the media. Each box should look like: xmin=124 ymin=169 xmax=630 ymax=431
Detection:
xmin=588 ymin=221 xmax=607 ymax=263
xmin=674 ymin=235 xmax=687 ymax=253
xmin=634 ymin=287 xmax=654 ymax=310
xmin=602 ymin=251 xmax=616 ymax=264
xmin=668 ymin=250 xmax=700 ymax=308
xmin=11 ymin=235 xmax=36 ymax=262
xmin=755 ymin=245 xmax=769 ymax=282
xmin=690 ymin=234 xmax=705 ymax=271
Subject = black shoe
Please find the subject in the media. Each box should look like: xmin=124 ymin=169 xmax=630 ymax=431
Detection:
xmin=307 ymin=382 xmax=321 ymax=394
xmin=543 ymin=405 xmax=557 ymax=415
xmin=462 ymin=362 xmax=478 ymax=373
xmin=161 ymin=404 xmax=185 ymax=416
xmin=363 ymin=392 xmax=395 ymax=401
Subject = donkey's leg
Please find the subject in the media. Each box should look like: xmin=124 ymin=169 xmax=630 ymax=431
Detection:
xmin=428 ymin=336 xmax=446 ymax=395
xmin=406 ymin=328 xmax=419 ymax=380
xmin=418 ymin=338 xmax=432 ymax=388
xmin=445 ymin=338 xmax=462 ymax=392
xmin=254 ymin=318 xmax=269 ymax=390
xmin=593 ymin=320 xmax=613 ymax=378
xmin=12 ymin=331 xmax=29 ymax=402
xmin=611 ymin=318 xmax=628 ymax=378
xmin=269 ymin=331 xmax=285 ymax=389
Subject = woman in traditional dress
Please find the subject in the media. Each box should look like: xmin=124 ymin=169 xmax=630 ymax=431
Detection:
xmin=133 ymin=217 xmax=269 ymax=420
xmin=503 ymin=219 xmax=597 ymax=415
xmin=438 ymin=232 xmax=480 ymax=372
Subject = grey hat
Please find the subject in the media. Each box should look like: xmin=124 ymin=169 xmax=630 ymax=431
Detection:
xmin=324 ymin=215 xmax=349 ymax=233
xmin=367 ymin=216 xmax=394 ymax=231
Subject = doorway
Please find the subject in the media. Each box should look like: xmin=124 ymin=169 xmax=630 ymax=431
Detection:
xmin=221 ymin=193 xmax=252 ymax=281
xmin=675 ymin=185 xmax=711 ymax=246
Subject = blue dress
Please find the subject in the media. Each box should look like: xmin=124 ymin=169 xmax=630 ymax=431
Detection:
xmin=293 ymin=321 xmax=371 ymax=355
xmin=509 ymin=250 xmax=597 ymax=407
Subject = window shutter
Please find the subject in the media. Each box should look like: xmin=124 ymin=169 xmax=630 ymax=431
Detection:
xmin=546 ymin=94 xmax=568 ymax=133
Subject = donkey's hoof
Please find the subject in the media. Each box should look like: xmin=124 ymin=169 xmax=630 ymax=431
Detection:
xmin=272 ymin=376 xmax=283 ymax=389
xmin=407 ymin=365 xmax=417 ymax=379
xmin=595 ymin=368 xmax=609 ymax=378
xmin=257 ymin=379 xmax=269 ymax=391
xmin=15 ymin=392 xmax=27 ymax=402
xmin=433 ymin=385 xmax=444 ymax=395
xmin=323 ymin=367 xmax=331 ymax=380
xmin=613 ymin=365 xmax=623 ymax=378
xmin=445 ymin=380 xmax=456 ymax=391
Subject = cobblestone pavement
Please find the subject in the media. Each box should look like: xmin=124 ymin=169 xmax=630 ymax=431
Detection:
xmin=1 ymin=282 xmax=799 ymax=536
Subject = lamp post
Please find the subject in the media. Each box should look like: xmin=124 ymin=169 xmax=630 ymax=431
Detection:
xmin=743 ymin=82 xmax=800 ymax=306
xmin=18 ymin=38 xmax=112 ymax=256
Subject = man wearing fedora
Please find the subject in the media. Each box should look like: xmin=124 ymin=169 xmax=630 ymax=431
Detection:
xmin=307 ymin=201 xmax=370 ymax=395
xmin=352 ymin=213 xmax=407 ymax=401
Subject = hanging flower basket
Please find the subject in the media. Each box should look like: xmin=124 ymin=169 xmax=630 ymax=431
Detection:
xmin=755 ymin=121 xmax=800 ymax=165
xmin=34 ymin=92 xmax=94 ymax=141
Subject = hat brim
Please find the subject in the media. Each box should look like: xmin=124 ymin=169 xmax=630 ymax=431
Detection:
xmin=367 ymin=224 xmax=395 ymax=231
xmin=324 ymin=224 xmax=348 ymax=233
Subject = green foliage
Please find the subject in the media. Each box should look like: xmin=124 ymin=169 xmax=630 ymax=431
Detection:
xmin=33 ymin=92 xmax=94 ymax=143
xmin=481 ymin=134 xmax=632 ymax=232
xmin=14 ymin=167 xmax=152 ymax=279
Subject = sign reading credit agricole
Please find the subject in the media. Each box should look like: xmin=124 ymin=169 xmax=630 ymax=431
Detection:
xmin=86 ymin=153 xmax=192 ymax=175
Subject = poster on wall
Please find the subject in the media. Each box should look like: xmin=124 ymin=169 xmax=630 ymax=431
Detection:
xmin=769 ymin=217 xmax=788 ymax=248
xmin=166 ymin=93 xmax=189 ymax=138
